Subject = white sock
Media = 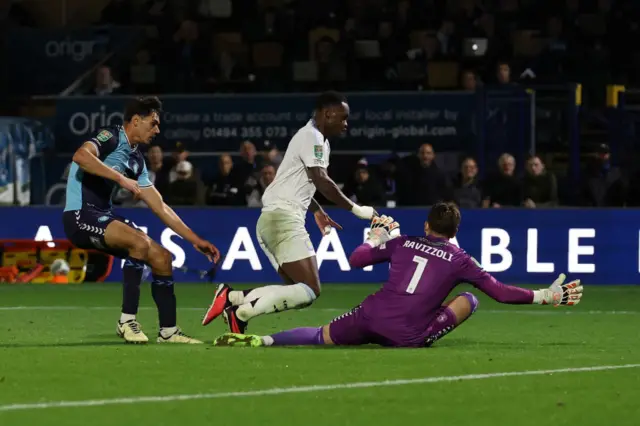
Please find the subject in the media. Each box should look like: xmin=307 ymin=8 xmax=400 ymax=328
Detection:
xmin=229 ymin=286 xmax=288 ymax=306
xmin=120 ymin=313 xmax=136 ymax=323
xmin=262 ymin=336 xmax=274 ymax=346
xmin=236 ymin=283 xmax=317 ymax=322
xmin=160 ymin=326 xmax=178 ymax=338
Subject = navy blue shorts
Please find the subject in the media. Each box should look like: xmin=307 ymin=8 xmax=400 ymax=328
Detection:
xmin=62 ymin=209 xmax=140 ymax=258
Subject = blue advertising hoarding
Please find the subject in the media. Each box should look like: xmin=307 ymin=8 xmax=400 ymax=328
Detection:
xmin=0 ymin=207 xmax=634 ymax=285
xmin=6 ymin=27 xmax=142 ymax=95
xmin=55 ymin=92 xmax=502 ymax=153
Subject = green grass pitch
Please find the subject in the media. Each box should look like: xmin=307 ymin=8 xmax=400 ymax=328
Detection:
xmin=0 ymin=283 xmax=639 ymax=425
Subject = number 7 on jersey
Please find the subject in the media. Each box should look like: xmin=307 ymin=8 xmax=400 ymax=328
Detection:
xmin=406 ymin=255 xmax=428 ymax=294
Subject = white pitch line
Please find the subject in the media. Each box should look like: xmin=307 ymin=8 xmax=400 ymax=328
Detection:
xmin=0 ymin=364 xmax=638 ymax=413
xmin=0 ymin=306 xmax=637 ymax=315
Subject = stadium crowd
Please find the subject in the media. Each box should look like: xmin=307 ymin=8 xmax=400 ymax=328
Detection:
xmin=4 ymin=0 xmax=639 ymax=208
xmin=2 ymin=0 xmax=635 ymax=96
xmin=111 ymin=138 xmax=628 ymax=209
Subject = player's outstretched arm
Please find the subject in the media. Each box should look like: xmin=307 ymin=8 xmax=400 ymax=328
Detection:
xmin=459 ymin=256 xmax=583 ymax=306
xmin=307 ymin=167 xmax=376 ymax=219
xmin=72 ymin=142 xmax=140 ymax=195
xmin=138 ymin=186 xmax=220 ymax=262
xmin=349 ymin=216 xmax=402 ymax=268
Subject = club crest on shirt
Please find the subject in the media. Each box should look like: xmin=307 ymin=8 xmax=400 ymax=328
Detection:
xmin=132 ymin=162 xmax=139 ymax=175
xmin=313 ymin=145 xmax=323 ymax=160
xmin=96 ymin=130 xmax=113 ymax=143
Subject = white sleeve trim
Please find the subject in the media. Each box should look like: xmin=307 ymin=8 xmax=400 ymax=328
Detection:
xmin=87 ymin=140 xmax=100 ymax=157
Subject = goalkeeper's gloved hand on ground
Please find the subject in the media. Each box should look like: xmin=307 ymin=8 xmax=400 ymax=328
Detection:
xmin=533 ymin=273 xmax=583 ymax=306
xmin=365 ymin=215 xmax=401 ymax=248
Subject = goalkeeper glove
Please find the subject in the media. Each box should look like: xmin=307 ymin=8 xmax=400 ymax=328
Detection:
xmin=532 ymin=273 xmax=583 ymax=306
xmin=365 ymin=215 xmax=400 ymax=247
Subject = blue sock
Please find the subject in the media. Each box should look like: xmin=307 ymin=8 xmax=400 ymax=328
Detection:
xmin=151 ymin=274 xmax=176 ymax=328
xmin=122 ymin=258 xmax=145 ymax=315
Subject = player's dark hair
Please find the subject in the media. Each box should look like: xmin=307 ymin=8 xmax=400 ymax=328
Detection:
xmin=124 ymin=96 xmax=163 ymax=122
xmin=315 ymin=91 xmax=346 ymax=111
xmin=427 ymin=202 xmax=461 ymax=239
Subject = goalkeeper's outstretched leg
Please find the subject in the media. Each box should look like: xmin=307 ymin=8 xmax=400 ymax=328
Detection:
xmin=213 ymin=292 xmax=480 ymax=348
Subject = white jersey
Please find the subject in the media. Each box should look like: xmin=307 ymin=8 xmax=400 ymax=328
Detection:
xmin=261 ymin=120 xmax=330 ymax=218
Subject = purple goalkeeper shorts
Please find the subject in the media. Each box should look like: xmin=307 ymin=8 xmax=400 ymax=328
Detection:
xmin=329 ymin=305 xmax=457 ymax=348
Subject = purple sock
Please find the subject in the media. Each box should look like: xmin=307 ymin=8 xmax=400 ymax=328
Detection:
xmin=460 ymin=292 xmax=480 ymax=314
xmin=269 ymin=327 xmax=324 ymax=346
xmin=424 ymin=292 xmax=479 ymax=347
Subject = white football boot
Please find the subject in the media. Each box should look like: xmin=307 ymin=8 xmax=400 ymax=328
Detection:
xmin=157 ymin=327 xmax=203 ymax=344
xmin=116 ymin=320 xmax=149 ymax=344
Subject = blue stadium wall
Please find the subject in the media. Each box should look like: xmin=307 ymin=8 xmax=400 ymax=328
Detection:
xmin=0 ymin=207 xmax=634 ymax=285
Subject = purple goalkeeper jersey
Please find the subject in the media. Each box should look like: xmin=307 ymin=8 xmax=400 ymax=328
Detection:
xmin=348 ymin=235 xmax=533 ymax=343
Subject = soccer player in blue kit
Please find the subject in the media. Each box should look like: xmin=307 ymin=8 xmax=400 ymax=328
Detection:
xmin=63 ymin=96 xmax=220 ymax=344
xmin=212 ymin=202 xmax=583 ymax=348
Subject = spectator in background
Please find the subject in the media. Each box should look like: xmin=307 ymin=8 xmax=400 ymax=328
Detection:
xmin=344 ymin=163 xmax=386 ymax=207
xmin=453 ymin=157 xmax=482 ymax=208
xmin=261 ymin=141 xmax=283 ymax=168
xmin=408 ymin=32 xmax=441 ymax=68
xmin=522 ymin=155 xmax=558 ymax=208
xmin=235 ymin=140 xmax=261 ymax=187
xmin=167 ymin=142 xmax=191 ymax=183
xmin=146 ymin=144 xmax=172 ymax=198
xmin=495 ymin=61 xmax=514 ymax=86
xmin=207 ymin=154 xmax=245 ymax=206
xmin=91 ymin=66 xmax=121 ymax=96
xmin=205 ymin=48 xmax=246 ymax=88
xmin=249 ymin=7 xmax=284 ymax=41
xmin=166 ymin=161 xmax=204 ymax=206
xmin=315 ymin=37 xmax=347 ymax=82
xmin=580 ymin=143 xmax=626 ymax=207
xmin=482 ymin=153 xmax=522 ymax=208
xmin=436 ymin=19 xmax=459 ymax=58
xmin=399 ymin=143 xmax=451 ymax=206
xmin=247 ymin=163 xmax=277 ymax=207
xmin=129 ymin=48 xmax=157 ymax=93
xmin=378 ymin=21 xmax=401 ymax=73
xmin=460 ymin=70 xmax=478 ymax=91
xmin=536 ymin=15 xmax=570 ymax=82
xmin=379 ymin=155 xmax=399 ymax=206
xmin=171 ymin=19 xmax=206 ymax=92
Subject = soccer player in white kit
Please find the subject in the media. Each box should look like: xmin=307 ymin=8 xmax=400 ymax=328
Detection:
xmin=202 ymin=91 xmax=377 ymax=333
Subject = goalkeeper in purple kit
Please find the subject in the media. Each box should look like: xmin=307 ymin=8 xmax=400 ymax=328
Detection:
xmin=213 ymin=202 xmax=584 ymax=348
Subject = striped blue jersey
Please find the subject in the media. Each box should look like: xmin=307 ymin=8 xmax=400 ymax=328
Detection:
xmin=64 ymin=126 xmax=153 ymax=212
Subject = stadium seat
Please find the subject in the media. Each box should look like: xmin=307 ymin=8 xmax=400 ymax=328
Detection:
xmin=252 ymin=42 xmax=284 ymax=68
xmin=512 ymin=30 xmax=544 ymax=57
xmin=409 ymin=30 xmax=436 ymax=49
xmin=292 ymin=61 xmax=319 ymax=82
xmin=427 ymin=62 xmax=459 ymax=89
xmin=396 ymin=61 xmax=424 ymax=82
xmin=213 ymin=32 xmax=243 ymax=52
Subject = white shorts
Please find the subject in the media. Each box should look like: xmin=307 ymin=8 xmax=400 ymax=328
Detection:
xmin=256 ymin=210 xmax=316 ymax=271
